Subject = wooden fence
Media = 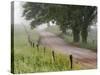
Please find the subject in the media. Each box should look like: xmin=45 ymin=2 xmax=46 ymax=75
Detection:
xmin=23 ymin=25 xmax=74 ymax=69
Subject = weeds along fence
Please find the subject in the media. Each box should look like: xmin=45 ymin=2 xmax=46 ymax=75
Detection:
xmin=23 ymin=25 xmax=74 ymax=69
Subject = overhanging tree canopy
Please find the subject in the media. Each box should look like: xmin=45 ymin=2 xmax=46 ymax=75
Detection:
xmin=22 ymin=2 xmax=97 ymax=43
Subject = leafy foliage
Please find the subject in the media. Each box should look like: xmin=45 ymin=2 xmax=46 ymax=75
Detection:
xmin=22 ymin=2 xmax=97 ymax=43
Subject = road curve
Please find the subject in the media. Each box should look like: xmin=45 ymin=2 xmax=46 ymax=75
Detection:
xmin=38 ymin=30 xmax=97 ymax=69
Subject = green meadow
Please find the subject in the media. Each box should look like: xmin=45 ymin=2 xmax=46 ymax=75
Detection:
xmin=13 ymin=25 xmax=80 ymax=74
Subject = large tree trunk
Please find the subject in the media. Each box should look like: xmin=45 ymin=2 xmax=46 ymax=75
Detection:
xmin=60 ymin=24 xmax=66 ymax=34
xmin=72 ymin=28 xmax=80 ymax=43
xmin=81 ymin=27 xmax=88 ymax=43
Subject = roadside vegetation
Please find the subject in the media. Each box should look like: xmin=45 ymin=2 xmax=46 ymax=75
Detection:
xmin=45 ymin=25 xmax=97 ymax=52
xmin=14 ymin=25 xmax=80 ymax=74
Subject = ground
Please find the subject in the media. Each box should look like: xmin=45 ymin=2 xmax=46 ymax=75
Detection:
xmin=38 ymin=30 xmax=97 ymax=69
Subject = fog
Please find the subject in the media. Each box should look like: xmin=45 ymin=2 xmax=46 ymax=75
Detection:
xmin=14 ymin=1 xmax=49 ymax=30
xmin=14 ymin=1 xmax=30 ymax=25
xmin=14 ymin=1 xmax=96 ymax=31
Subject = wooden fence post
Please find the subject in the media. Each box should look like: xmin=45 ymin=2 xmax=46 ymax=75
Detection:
xmin=69 ymin=55 xmax=73 ymax=69
xmin=32 ymin=42 xmax=34 ymax=47
xmin=37 ymin=36 xmax=41 ymax=45
xmin=52 ymin=50 xmax=55 ymax=62
xmin=36 ymin=44 xmax=39 ymax=51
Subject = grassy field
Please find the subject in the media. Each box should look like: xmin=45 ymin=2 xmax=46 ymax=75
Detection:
xmin=45 ymin=25 xmax=97 ymax=52
xmin=13 ymin=24 xmax=80 ymax=74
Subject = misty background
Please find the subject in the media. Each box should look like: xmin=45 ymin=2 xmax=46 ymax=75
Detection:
xmin=14 ymin=1 xmax=97 ymax=40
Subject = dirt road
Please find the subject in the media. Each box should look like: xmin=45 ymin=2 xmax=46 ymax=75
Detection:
xmin=38 ymin=30 xmax=97 ymax=69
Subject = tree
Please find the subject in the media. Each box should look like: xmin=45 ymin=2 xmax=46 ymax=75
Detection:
xmin=80 ymin=6 xmax=97 ymax=43
xmin=22 ymin=2 xmax=97 ymax=43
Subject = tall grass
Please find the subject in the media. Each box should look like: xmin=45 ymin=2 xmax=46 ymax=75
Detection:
xmin=13 ymin=25 xmax=80 ymax=74
xmin=62 ymin=34 xmax=97 ymax=52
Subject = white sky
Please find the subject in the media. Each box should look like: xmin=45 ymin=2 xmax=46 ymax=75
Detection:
xmin=14 ymin=1 xmax=48 ymax=30
xmin=14 ymin=1 xmax=30 ymax=25
xmin=14 ymin=1 xmax=95 ymax=30
xmin=14 ymin=1 xmax=55 ymax=30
